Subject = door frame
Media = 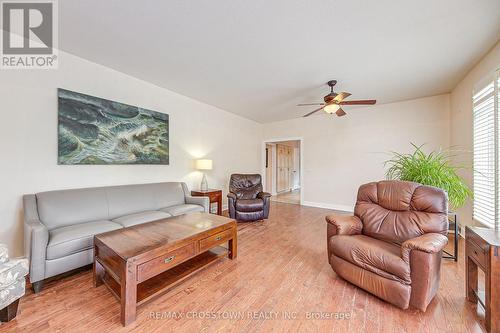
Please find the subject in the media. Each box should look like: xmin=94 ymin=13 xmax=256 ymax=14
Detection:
xmin=261 ymin=137 xmax=304 ymax=205
xmin=265 ymin=143 xmax=273 ymax=193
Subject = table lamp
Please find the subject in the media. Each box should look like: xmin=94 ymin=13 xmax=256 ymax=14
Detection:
xmin=195 ymin=159 xmax=213 ymax=191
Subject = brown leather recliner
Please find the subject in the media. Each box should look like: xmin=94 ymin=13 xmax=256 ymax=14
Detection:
xmin=326 ymin=180 xmax=449 ymax=311
xmin=228 ymin=174 xmax=271 ymax=222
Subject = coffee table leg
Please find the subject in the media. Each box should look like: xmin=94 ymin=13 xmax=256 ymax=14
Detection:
xmin=121 ymin=262 xmax=137 ymax=326
xmin=229 ymin=231 xmax=237 ymax=260
xmin=93 ymin=258 xmax=104 ymax=287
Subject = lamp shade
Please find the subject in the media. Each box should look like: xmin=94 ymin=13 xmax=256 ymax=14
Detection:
xmin=195 ymin=159 xmax=213 ymax=170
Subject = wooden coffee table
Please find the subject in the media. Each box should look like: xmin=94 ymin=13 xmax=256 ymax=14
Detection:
xmin=93 ymin=212 xmax=237 ymax=326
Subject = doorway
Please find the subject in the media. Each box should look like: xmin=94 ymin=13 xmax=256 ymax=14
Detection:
xmin=263 ymin=138 xmax=302 ymax=205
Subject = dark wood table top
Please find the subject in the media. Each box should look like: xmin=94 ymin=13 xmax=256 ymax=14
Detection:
xmin=95 ymin=213 xmax=236 ymax=259
xmin=191 ymin=189 xmax=222 ymax=194
xmin=467 ymin=226 xmax=500 ymax=247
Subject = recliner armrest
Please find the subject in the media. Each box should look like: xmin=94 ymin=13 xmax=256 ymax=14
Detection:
xmin=257 ymin=192 xmax=271 ymax=199
xmin=401 ymin=233 xmax=448 ymax=263
xmin=227 ymin=192 xmax=237 ymax=219
xmin=325 ymin=214 xmax=362 ymax=236
xmin=258 ymin=192 xmax=271 ymax=219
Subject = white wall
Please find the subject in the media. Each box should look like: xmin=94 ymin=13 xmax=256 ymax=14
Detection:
xmin=263 ymin=95 xmax=451 ymax=211
xmin=0 ymin=51 xmax=262 ymax=257
xmin=450 ymin=42 xmax=500 ymax=228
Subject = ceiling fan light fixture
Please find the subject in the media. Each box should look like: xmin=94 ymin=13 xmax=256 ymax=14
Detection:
xmin=299 ymin=80 xmax=377 ymax=118
xmin=323 ymin=104 xmax=340 ymax=114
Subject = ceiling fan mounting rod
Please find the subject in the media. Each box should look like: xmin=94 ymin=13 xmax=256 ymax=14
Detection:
xmin=327 ymin=80 xmax=337 ymax=88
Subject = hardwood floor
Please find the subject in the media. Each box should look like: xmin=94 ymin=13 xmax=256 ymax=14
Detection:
xmin=271 ymin=189 xmax=300 ymax=205
xmin=1 ymin=202 xmax=486 ymax=332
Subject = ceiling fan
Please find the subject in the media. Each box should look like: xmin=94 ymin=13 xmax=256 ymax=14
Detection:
xmin=297 ymin=80 xmax=376 ymax=117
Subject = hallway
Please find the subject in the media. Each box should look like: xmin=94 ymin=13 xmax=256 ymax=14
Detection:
xmin=271 ymin=189 xmax=300 ymax=205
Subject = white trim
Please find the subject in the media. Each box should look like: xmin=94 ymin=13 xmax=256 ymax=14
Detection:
xmin=262 ymin=137 xmax=304 ymax=205
xmin=496 ymin=70 xmax=499 ymax=232
xmin=302 ymin=201 xmax=354 ymax=213
xmin=472 ymin=69 xmax=500 ymax=229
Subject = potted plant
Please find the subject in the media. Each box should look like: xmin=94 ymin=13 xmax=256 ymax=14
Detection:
xmin=384 ymin=143 xmax=472 ymax=209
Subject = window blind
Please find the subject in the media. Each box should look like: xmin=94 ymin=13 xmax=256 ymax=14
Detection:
xmin=473 ymin=71 xmax=499 ymax=228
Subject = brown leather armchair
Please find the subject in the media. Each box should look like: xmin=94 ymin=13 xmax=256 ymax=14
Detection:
xmin=326 ymin=180 xmax=449 ymax=311
xmin=228 ymin=174 xmax=271 ymax=222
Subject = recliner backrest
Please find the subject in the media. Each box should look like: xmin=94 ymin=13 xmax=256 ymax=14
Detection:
xmin=229 ymin=174 xmax=263 ymax=199
xmin=354 ymin=180 xmax=448 ymax=244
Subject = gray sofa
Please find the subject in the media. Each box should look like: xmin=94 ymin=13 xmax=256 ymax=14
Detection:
xmin=23 ymin=182 xmax=209 ymax=293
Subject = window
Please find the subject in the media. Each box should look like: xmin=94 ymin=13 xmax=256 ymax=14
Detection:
xmin=473 ymin=70 xmax=500 ymax=228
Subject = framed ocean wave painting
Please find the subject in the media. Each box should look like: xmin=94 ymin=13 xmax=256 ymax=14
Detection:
xmin=57 ymin=88 xmax=169 ymax=165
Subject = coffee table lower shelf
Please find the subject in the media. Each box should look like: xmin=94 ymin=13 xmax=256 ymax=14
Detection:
xmin=94 ymin=213 xmax=238 ymax=326
xmin=99 ymin=247 xmax=227 ymax=306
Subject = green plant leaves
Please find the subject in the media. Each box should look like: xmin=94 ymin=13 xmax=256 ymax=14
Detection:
xmin=384 ymin=143 xmax=472 ymax=209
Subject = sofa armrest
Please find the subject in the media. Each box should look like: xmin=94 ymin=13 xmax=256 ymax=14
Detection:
xmin=325 ymin=214 xmax=363 ymax=236
xmin=185 ymin=195 xmax=210 ymax=213
xmin=227 ymin=192 xmax=237 ymax=200
xmin=23 ymin=195 xmax=49 ymax=283
xmin=401 ymin=233 xmax=448 ymax=263
xmin=257 ymin=192 xmax=271 ymax=199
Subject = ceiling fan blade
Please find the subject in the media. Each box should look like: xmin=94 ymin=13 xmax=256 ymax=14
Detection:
xmin=336 ymin=108 xmax=346 ymax=117
xmin=296 ymin=103 xmax=325 ymax=106
xmin=303 ymin=106 xmax=324 ymax=117
xmin=340 ymin=99 xmax=377 ymax=105
xmin=333 ymin=92 xmax=352 ymax=103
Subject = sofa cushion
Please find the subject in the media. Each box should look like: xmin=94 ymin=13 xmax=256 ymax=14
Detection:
xmin=112 ymin=211 xmax=171 ymax=228
xmin=160 ymin=204 xmax=204 ymax=216
xmin=36 ymin=182 xmax=188 ymax=230
xmin=106 ymin=183 xmax=186 ymax=219
xmin=47 ymin=220 xmax=122 ymax=260
xmin=235 ymin=199 xmax=264 ymax=212
xmin=329 ymin=234 xmax=410 ymax=284
xmin=36 ymin=188 xmax=109 ymax=230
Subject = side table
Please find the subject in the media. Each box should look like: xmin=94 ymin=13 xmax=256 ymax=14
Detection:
xmin=191 ymin=189 xmax=223 ymax=215
xmin=465 ymin=226 xmax=500 ymax=333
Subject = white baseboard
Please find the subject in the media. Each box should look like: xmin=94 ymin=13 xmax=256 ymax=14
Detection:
xmin=302 ymin=201 xmax=354 ymax=212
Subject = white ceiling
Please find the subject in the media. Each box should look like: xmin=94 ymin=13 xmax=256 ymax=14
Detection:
xmin=59 ymin=0 xmax=500 ymax=123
